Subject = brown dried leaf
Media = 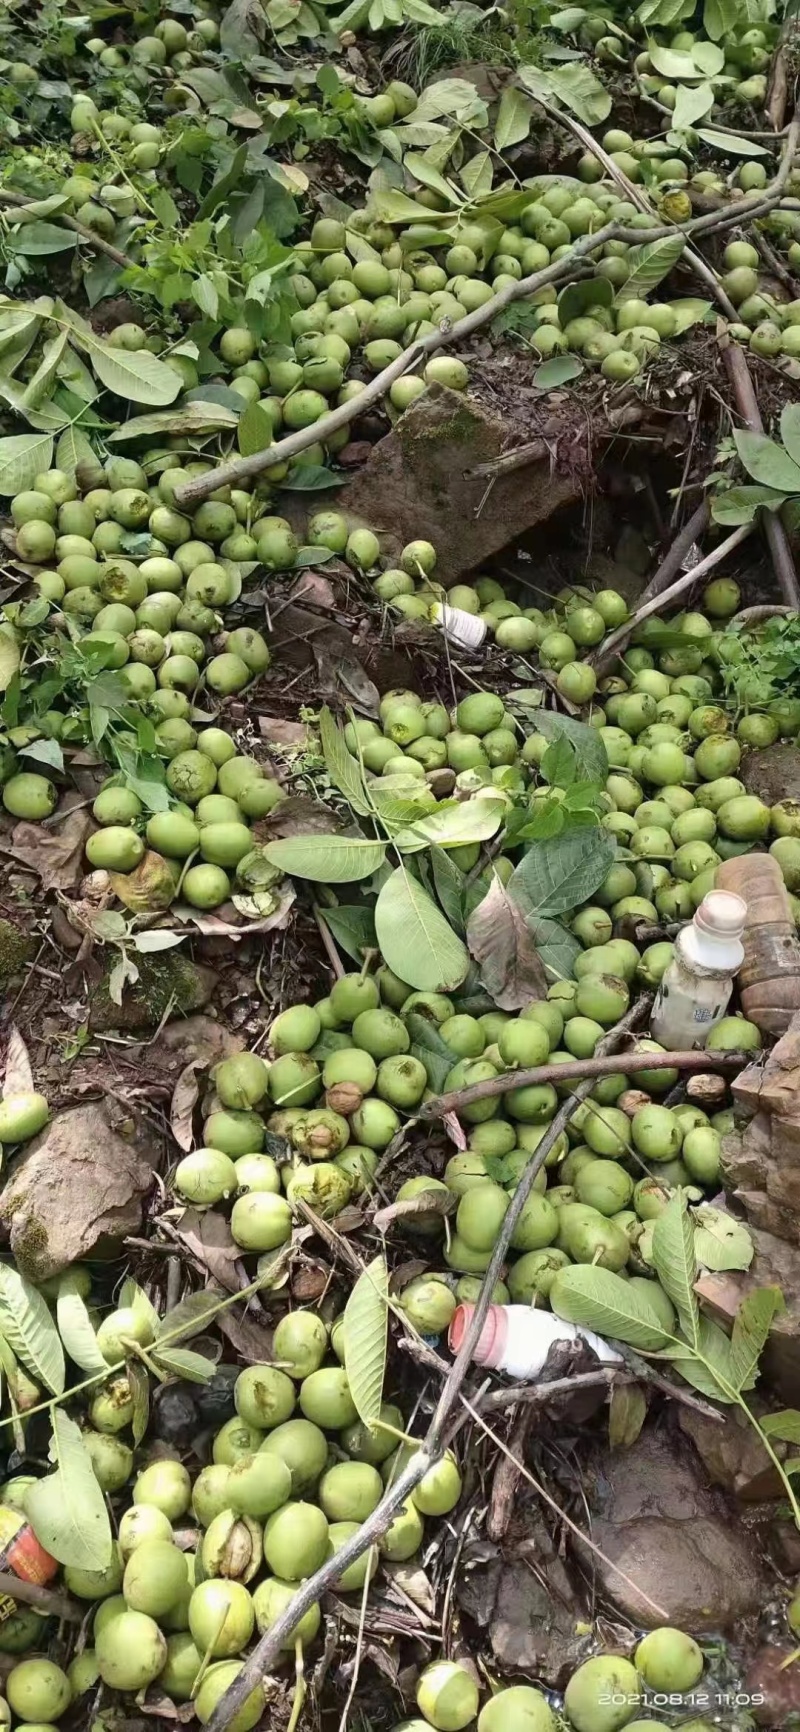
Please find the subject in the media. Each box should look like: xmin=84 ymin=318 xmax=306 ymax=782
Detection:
xmin=608 ymin=1382 xmax=647 ymax=1449
xmin=383 ymin=1560 xmax=437 ymax=1617
xmin=172 ymin=884 xmax=295 ymax=938
xmin=388 ymin=1259 xmax=429 ymax=1294
xmin=444 ymin=1111 xmax=467 ymax=1150
xmin=217 ymin=1304 xmax=275 ymax=1361
xmin=176 ymin=1209 xmax=241 ymax=1292
xmin=254 ymin=796 xmax=339 ymax=842
xmin=373 ymin=1191 xmax=457 ymax=1233
xmin=258 ymin=715 xmax=310 ymax=748
xmin=466 ymin=876 xmax=547 ymax=1010
xmin=170 ymin=1063 xmax=202 ymax=1153
xmin=5 ymin=797 xmax=91 ymax=890
xmin=4 ymin=1025 xmax=34 ymax=1098
xmin=289 ymin=570 xmax=335 ymax=609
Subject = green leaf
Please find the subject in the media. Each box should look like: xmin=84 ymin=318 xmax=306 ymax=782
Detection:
xmin=761 ymin=1408 xmax=800 ymax=1443
xmin=375 ymin=867 xmax=469 ymax=992
xmin=648 ymin=43 xmax=705 ymax=77
xmin=712 ymin=484 xmax=786 ymax=525
xmin=532 ymin=711 xmax=608 ymax=785
xmin=56 ymin=424 xmax=96 ymax=476
xmin=69 ymin=326 xmax=181 ymax=407
xmin=546 ymin=62 xmax=612 ymax=124
xmin=550 ymin=1265 xmax=671 ymax=1350
xmin=460 ymin=151 xmax=493 ymax=200
xmin=405 ymin=1011 xmax=458 ymax=1092
xmin=431 ymin=846 xmax=467 ymax=934
xmin=26 ymin=1411 xmax=113 ymax=1570
xmin=510 ymin=826 xmax=616 ymax=919
xmin=670 ymin=298 xmax=712 ymax=334
xmin=466 ymin=874 xmax=547 ymax=1009
xmin=109 ymin=403 xmax=239 ymax=442
xmin=494 ymin=86 xmax=535 ymax=149
xmin=413 ymin=78 xmax=487 ymax=126
xmin=0 ymin=432 xmax=54 ymax=495
xmin=319 ymin=706 xmax=373 ymax=818
xmin=526 ymin=913 xmax=583 ymax=978
xmin=613 ymin=236 xmax=685 ymax=304
xmin=237 ymin=399 xmax=274 ymax=457
xmin=404 ymin=154 xmax=462 ymax=206
xmin=781 ymin=404 xmax=800 ymax=469
xmin=56 ymin=1275 xmax=107 ymax=1375
xmin=666 ymin=1316 xmax=737 ymax=1402
xmin=21 ymin=331 xmax=69 ymax=411
xmin=393 ymin=797 xmax=503 ymax=853
xmin=693 ymin=1205 xmax=754 ymax=1271
xmin=541 ymin=735 xmax=577 ymax=789
xmin=672 ymin=80 xmax=715 ymax=130
xmin=9 ymin=222 xmax=77 ymax=258
xmin=728 ymin=1286 xmax=783 ymax=1393
xmin=697 ymin=128 xmax=769 ymax=155
xmin=264 ymin=834 xmax=387 ymax=882
xmin=734 ymin=430 xmax=800 ymax=492
xmin=608 ymin=1382 xmax=647 ymax=1448
xmin=0 ymin=1264 xmax=65 ymax=1393
xmin=0 ymin=628 xmax=20 ymax=694
xmin=558 ymin=276 xmax=613 ymax=328
xmin=320 ymin=904 xmax=377 ymax=964
xmin=343 ymin=1255 xmax=388 ymax=1431
xmin=156 ymin=1290 xmax=226 ymax=1345
xmin=691 ymin=40 xmax=725 ymax=72
xmin=534 ymin=355 xmax=584 ymax=389
xmin=152 ymin=1345 xmax=218 ymax=1383
xmin=651 ymin=1191 xmax=699 ymax=1347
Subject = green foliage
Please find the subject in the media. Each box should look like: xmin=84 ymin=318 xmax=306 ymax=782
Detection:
xmin=343 ymin=1257 xmax=389 ymax=1430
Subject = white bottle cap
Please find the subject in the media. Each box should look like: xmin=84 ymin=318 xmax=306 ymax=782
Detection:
xmin=431 ymin=602 xmax=487 ymax=651
xmin=694 ymin=890 xmax=746 ymax=941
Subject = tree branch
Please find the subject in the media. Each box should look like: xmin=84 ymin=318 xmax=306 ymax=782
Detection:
xmin=0 ymin=189 xmax=132 ymax=269
xmin=418 ymin=1044 xmax=748 ymax=1120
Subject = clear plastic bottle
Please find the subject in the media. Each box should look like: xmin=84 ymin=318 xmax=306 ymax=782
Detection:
xmin=448 ymin=1303 xmax=622 ymax=1377
xmin=650 ymin=889 xmax=746 ymax=1050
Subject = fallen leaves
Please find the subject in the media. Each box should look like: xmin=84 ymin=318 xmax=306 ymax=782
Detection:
xmin=4 ymin=795 xmax=91 ymax=890
xmin=466 ymin=875 xmax=547 ymax=1010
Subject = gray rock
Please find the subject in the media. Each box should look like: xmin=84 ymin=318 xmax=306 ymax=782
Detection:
xmin=0 ymin=1099 xmax=155 ymax=1281
xmin=341 ymin=383 xmax=581 ymax=586
xmin=581 ymin=1422 xmax=767 ymax=1630
xmin=456 ymin=1529 xmax=586 ymax=1687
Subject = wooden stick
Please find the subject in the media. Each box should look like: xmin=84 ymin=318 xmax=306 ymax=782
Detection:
xmin=0 ymin=1571 xmax=83 ymax=1623
xmin=594 ymin=522 xmax=754 ymax=667
xmin=418 ymin=1045 xmax=749 ymax=1121
xmin=0 ymin=189 xmax=132 ymax=269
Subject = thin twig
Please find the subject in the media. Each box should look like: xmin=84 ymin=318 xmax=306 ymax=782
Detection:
xmin=464 ymin=404 xmax=642 ymax=479
xmin=418 ymin=1044 xmax=748 ymax=1120
xmin=311 ymin=903 xmax=346 ymax=980
xmin=0 ymin=189 xmax=132 ymax=269
xmin=594 ymin=522 xmax=754 ymax=668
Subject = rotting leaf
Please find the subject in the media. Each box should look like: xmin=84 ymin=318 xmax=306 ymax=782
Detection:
xmin=3 ymin=1025 xmax=34 ymax=1098
xmin=466 ymin=875 xmax=547 ymax=1010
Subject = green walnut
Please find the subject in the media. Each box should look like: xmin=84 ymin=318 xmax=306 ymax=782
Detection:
xmin=122 ymin=1540 xmax=188 ymax=1618
xmin=195 ymin=1660 xmax=264 ymax=1731
xmin=328 ymin=1522 xmax=379 ymax=1592
xmin=227 ymin=1452 xmax=292 ymax=1520
xmin=318 ymin=1461 xmax=383 ymax=1523
xmin=213 ymin=1418 xmax=264 ymax=1467
xmin=478 ymin=1685 xmax=556 ymax=1732
xmin=96 ymin=1608 xmax=168 ymax=1691
xmin=263 ymin=1501 xmax=330 ymax=1581
xmin=133 ymin=1459 xmax=191 ymax=1520
xmin=235 ymin=1365 xmax=296 ymax=1431
xmin=252 ymin=1576 xmax=321 ymax=1648
xmin=5 ymin=1660 xmax=71 ymax=1724
xmin=378 ymin=1498 xmax=424 ymax=1561
xmin=564 ymin=1656 xmax=641 ymax=1732
xmin=188 ymin=1579 xmax=255 ymax=1657
xmin=259 ymin=1418 xmax=329 ymax=1493
xmin=299 ymin=1368 xmax=358 ymax=1430
xmin=201 ymin=1510 xmax=262 ymax=1583
xmin=416 ymin=1660 xmax=480 ymax=1731
xmin=342 ymin=1404 xmax=404 ymax=1465
xmin=411 ymin=1451 xmax=462 ymax=1516
xmin=193 ymin=1465 xmax=235 ymax=1527
xmin=634 ymin=1628 xmax=704 ymax=1693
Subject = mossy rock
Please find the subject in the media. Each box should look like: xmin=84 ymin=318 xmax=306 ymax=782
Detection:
xmin=0 ymin=918 xmax=35 ymax=986
xmin=90 ymin=955 xmax=217 ymax=1031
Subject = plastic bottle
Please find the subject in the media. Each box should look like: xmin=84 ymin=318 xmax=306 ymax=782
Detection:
xmin=448 ymin=1302 xmax=622 ymax=1377
xmin=0 ymin=1506 xmax=57 ymax=1623
xmin=717 ymin=853 xmax=800 ymax=1035
xmin=430 ymin=602 xmax=487 ymax=651
xmin=650 ymin=889 xmax=746 ymax=1050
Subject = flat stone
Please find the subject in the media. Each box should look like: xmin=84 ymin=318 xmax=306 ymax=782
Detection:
xmin=0 ymin=1099 xmax=155 ymax=1281
xmin=678 ymin=1404 xmax=785 ymax=1501
xmin=341 ymin=383 xmax=580 ymax=586
xmin=581 ymin=1422 xmax=767 ymax=1630
xmin=456 ymin=1531 xmax=585 ymax=1687
xmin=90 ymin=954 xmax=217 ymax=1031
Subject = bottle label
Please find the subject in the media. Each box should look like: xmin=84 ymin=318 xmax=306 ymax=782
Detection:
xmin=0 ymin=1506 xmax=57 ymax=1621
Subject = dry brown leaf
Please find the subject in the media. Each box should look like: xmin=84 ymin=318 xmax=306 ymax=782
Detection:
xmin=176 ymin=1209 xmax=241 ymax=1292
xmin=258 ymin=715 xmax=310 ymax=748
xmin=172 ymin=884 xmax=295 ymax=938
xmin=170 ymin=1063 xmax=202 ymax=1153
xmin=4 ymin=1025 xmax=34 ymax=1098
xmin=466 ymin=876 xmax=547 ymax=1010
xmin=444 ymin=1111 xmax=467 ymax=1150
xmin=388 ymin=1258 xmax=429 ymax=1294
xmin=5 ymin=796 xmax=91 ymax=890
xmin=254 ymin=796 xmax=339 ymax=842
xmin=289 ymin=571 xmax=335 ymax=609
xmin=109 ymin=851 xmax=178 ymax=912
xmin=373 ymin=1190 xmax=457 ymax=1233
xmin=217 ymin=1305 xmax=275 ymax=1361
